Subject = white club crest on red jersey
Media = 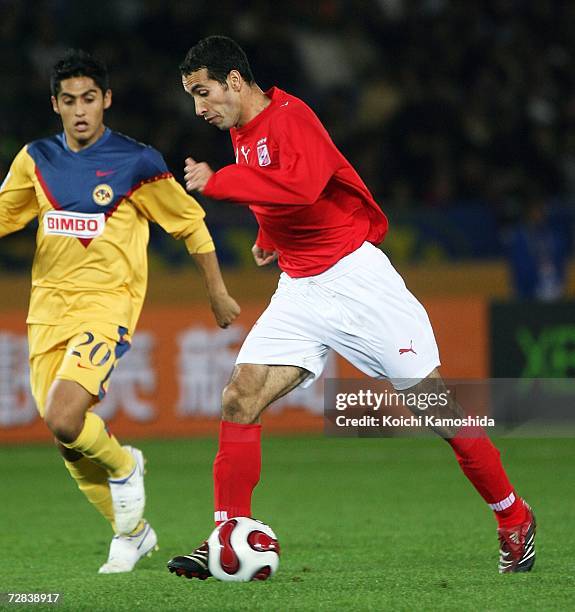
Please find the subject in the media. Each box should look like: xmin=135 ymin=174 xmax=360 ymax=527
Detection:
xmin=257 ymin=143 xmax=271 ymax=167
xmin=43 ymin=210 xmax=105 ymax=239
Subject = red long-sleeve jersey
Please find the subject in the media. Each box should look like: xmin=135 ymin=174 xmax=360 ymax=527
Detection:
xmin=203 ymin=87 xmax=388 ymax=277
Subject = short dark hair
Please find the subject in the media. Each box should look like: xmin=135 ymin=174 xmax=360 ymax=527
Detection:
xmin=50 ymin=49 xmax=109 ymax=96
xmin=179 ymin=35 xmax=254 ymax=86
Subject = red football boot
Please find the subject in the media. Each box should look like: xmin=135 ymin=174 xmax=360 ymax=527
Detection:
xmin=497 ymin=501 xmax=536 ymax=573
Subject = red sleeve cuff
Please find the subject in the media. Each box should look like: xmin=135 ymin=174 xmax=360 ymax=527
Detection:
xmin=256 ymin=227 xmax=274 ymax=251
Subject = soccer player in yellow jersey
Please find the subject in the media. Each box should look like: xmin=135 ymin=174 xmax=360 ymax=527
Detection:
xmin=0 ymin=49 xmax=240 ymax=573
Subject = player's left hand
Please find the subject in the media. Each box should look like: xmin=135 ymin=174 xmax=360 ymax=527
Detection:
xmin=184 ymin=157 xmax=214 ymax=193
xmin=209 ymin=292 xmax=241 ymax=328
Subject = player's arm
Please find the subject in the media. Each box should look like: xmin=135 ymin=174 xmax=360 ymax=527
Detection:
xmin=190 ymin=250 xmax=240 ymax=327
xmin=131 ymin=148 xmax=239 ymax=328
xmin=0 ymin=147 xmax=39 ymax=238
xmin=186 ymin=114 xmax=340 ymax=205
xmin=252 ymin=227 xmax=277 ymax=267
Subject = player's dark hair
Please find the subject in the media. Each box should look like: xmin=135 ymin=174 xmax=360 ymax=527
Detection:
xmin=50 ymin=49 xmax=109 ymax=96
xmin=180 ymin=35 xmax=254 ymax=86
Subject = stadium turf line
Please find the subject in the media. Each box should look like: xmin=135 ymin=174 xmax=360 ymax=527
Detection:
xmin=0 ymin=437 xmax=573 ymax=611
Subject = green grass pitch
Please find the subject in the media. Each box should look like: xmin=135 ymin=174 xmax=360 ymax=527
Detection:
xmin=0 ymin=436 xmax=573 ymax=611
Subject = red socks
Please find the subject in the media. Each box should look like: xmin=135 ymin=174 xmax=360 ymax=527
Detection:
xmin=448 ymin=426 xmax=526 ymax=528
xmin=213 ymin=421 xmax=262 ymax=525
xmin=212 ymin=421 xmax=526 ymax=529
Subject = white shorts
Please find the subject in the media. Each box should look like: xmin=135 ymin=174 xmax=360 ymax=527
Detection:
xmin=236 ymin=242 xmax=440 ymax=390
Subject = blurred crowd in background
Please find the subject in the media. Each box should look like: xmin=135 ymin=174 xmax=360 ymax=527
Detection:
xmin=1 ymin=0 xmax=574 ymax=295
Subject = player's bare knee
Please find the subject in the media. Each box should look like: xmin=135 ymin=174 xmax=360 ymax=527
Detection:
xmin=221 ymin=383 xmax=258 ymax=423
xmin=44 ymin=380 xmax=94 ymax=442
xmin=44 ymin=402 xmax=84 ymax=443
xmin=407 ymin=370 xmax=465 ymax=438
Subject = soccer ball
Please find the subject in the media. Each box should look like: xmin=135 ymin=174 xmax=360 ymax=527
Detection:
xmin=207 ymin=517 xmax=280 ymax=582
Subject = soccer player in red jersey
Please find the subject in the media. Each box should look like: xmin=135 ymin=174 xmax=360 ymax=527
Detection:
xmin=167 ymin=36 xmax=535 ymax=577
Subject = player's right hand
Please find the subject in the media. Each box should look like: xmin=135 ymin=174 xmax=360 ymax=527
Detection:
xmin=184 ymin=157 xmax=213 ymax=193
xmin=209 ymin=292 xmax=241 ymax=329
xmin=252 ymin=245 xmax=278 ymax=267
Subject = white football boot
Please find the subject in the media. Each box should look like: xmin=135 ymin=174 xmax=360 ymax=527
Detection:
xmin=108 ymin=446 xmax=146 ymax=535
xmin=99 ymin=520 xmax=158 ymax=574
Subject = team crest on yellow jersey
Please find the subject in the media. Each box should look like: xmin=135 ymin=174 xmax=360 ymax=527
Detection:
xmin=92 ymin=184 xmax=114 ymax=205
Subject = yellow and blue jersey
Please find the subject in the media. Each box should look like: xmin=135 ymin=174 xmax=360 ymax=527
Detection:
xmin=0 ymin=128 xmax=213 ymax=333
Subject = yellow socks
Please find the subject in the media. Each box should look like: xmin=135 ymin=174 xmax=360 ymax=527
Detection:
xmin=129 ymin=520 xmax=146 ymax=536
xmin=62 ymin=412 xmax=134 ymax=479
xmin=64 ymin=456 xmax=116 ymax=530
xmin=64 ymin=457 xmax=145 ymax=535
xmin=62 ymin=413 xmax=146 ymax=535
